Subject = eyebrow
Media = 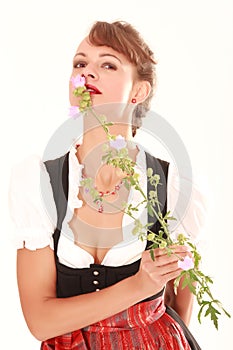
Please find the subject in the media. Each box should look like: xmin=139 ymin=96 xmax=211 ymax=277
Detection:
xmin=74 ymin=52 xmax=122 ymax=63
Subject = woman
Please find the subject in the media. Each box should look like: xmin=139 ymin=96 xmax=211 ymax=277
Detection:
xmin=10 ymin=21 xmax=203 ymax=349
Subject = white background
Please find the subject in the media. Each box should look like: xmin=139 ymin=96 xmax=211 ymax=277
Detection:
xmin=1 ymin=0 xmax=233 ymax=348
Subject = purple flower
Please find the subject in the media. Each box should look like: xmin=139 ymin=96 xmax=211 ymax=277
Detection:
xmin=109 ymin=135 xmax=127 ymax=150
xmin=70 ymin=74 xmax=86 ymax=88
xmin=178 ymin=256 xmax=194 ymax=271
xmin=68 ymin=106 xmax=80 ymax=118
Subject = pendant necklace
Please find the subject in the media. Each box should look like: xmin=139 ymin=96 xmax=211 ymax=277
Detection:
xmin=81 ymin=171 xmax=124 ymax=213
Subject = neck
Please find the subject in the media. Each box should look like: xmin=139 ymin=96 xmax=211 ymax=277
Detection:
xmin=76 ymin=128 xmax=137 ymax=179
xmin=77 ymin=103 xmax=135 ymax=162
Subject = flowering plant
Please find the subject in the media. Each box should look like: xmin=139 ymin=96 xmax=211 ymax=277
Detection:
xmin=69 ymin=75 xmax=230 ymax=329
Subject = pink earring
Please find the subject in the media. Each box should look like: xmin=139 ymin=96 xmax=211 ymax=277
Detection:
xmin=131 ymin=98 xmax=136 ymax=103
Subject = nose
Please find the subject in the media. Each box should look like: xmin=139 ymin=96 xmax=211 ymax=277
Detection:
xmin=81 ymin=73 xmax=95 ymax=79
xmin=81 ymin=65 xmax=98 ymax=80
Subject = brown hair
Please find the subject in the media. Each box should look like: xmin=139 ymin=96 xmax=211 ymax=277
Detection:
xmin=88 ymin=21 xmax=157 ymax=136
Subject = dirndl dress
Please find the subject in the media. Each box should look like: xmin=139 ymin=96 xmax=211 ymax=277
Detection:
xmin=41 ymin=152 xmax=201 ymax=350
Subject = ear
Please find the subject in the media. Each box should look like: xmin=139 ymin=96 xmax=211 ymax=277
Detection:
xmin=132 ymin=80 xmax=151 ymax=104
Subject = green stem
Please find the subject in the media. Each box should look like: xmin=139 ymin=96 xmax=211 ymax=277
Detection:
xmin=194 ymin=270 xmax=216 ymax=302
xmin=89 ymin=108 xmax=113 ymax=139
xmin=78 ymin=94 xmax=231 ymax=328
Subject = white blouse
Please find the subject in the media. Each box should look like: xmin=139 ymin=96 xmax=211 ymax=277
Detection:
xmin=9 ymin=145 xmax=206 ymax=268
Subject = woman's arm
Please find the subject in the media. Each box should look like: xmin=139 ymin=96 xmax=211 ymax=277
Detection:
xmin=17 ymin=245 xmax=141 ymax=341
xmin=17 ymin=245 xmax=187 ymax=341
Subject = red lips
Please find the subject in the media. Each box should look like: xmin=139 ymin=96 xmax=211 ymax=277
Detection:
xmin=85 ymin=84 xmax=102 ymax=95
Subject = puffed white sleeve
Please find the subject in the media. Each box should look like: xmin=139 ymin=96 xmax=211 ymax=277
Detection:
xmin=9 ymin=155 xmax=57 ymax=250
xmin=167 ymin=163 xmax=207 ymax=248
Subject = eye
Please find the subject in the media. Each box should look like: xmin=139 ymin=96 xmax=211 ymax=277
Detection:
xmin=73 ymin=61 xmax=87 ymax=68
xmin=102 ymin=62 xmax=117 ymax=70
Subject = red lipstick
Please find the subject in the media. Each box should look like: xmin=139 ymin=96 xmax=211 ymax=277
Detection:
xmin=85 ymin=84 xmax=102 ymax=95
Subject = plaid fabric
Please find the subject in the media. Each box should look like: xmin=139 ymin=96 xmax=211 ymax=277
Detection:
xmin=41 ymin=297 xmax=191 ymax=350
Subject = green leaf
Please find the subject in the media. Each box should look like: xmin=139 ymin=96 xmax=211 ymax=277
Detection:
xmin=147 ymin=204 xmax=154 ymax=217
xmin=197 ymin=303 xmax=206 ymax=324
xmin=188 ymin=270 xmax=199 ymax=282
xmin=174 ymin=274 xmax=183 ymax=295
xmin=181 ymin=275 xmax=190 ymax=289
xmin=181 ymin=273 xmax=196 ymax=294
xmin=208 ymin=305 xmax=221 ymax=330
xmin=150 ymin=249 xmax=155 ymax=261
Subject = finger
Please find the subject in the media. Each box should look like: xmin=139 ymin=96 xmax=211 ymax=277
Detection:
xmin=174 ymin=251 xmax=193 ymax=261
xmin=142 ymin=246 xmax=192 ymax=264
xmin=153 ymin=250 xmax=190 ymax=265
xmin=168 ymin=245 xmax=190 ymax=254
xmin=150 ymin=264 xmax=182 ymax=284
xmin=162 ymin=267 xmax=183 ymax=281
xmin=161 ymin=261 xmax=183 ymax=276
xmin=153 ymin=254 xmax=180 ymax=267
xmin=152 ymin=245 xmax=189 ymax=258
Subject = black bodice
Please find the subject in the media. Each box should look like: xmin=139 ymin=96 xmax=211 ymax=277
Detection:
xmin=44 ymin=151 xmax=169 ymax=299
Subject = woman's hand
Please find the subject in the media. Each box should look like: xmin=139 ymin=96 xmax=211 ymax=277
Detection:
xmin=133 ymin=245 xmax=192 ymax=299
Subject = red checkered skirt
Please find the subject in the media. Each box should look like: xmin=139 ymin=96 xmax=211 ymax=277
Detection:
xmin=41 ymin=297 xmax=191 ymax=349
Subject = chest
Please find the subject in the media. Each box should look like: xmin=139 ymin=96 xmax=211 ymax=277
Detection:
xmin=44 ymin=151 xmax=169 ymax=267
xmin=69 ymin=204 xmax=124 ymax=264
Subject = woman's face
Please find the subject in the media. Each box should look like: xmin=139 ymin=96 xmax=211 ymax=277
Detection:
xmin=69 ymin=38 xmax=137 ymax=107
